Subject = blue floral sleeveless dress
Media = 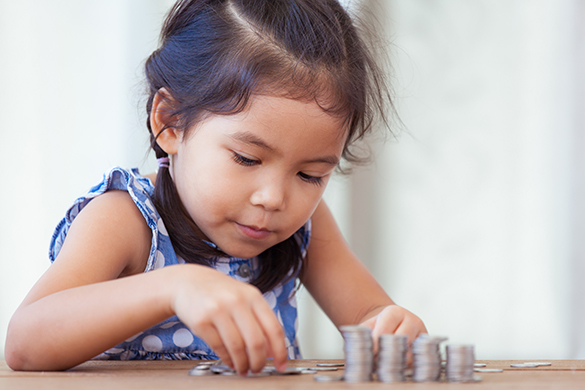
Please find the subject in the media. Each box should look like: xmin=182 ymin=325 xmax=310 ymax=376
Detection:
xmin=49 ymin=167 xmax=309 ymax=360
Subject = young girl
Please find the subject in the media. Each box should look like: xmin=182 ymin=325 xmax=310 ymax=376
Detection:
xmin=5 ymin=0 xmax=427 ymax=374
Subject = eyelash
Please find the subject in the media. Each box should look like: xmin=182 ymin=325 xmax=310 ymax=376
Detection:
xmin=232 ymin=152 xmax=258 ymax=166
xmin=232 ymin=152 xmax=324 ymax=187
xmin=298 ymin=172 xmax=323 ymax=186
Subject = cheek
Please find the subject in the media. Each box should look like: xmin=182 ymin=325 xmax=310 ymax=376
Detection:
xmin=183 ymin=159 xmax=244 ymax=214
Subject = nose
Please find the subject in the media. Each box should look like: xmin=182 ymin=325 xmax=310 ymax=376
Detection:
xmin=250 ymin=177 xmax=287 ymax=211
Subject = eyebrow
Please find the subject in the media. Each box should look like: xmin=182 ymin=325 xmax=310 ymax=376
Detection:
xmin=228 ymin=131 xmax=340 ymax=166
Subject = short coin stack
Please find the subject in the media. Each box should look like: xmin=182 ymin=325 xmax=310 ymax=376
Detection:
xmin=445 ymin=344 xmax=476 ymax=382
xmin=376 ymin=334 xmax=408 ymax=382
xmin=340 ymin=325 xmax=374 ymax=383
xmin=411 ymin=334 xmax=447 ymax=382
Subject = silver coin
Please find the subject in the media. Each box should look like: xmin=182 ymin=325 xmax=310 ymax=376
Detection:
xmin=246 ymin=372 xmax=270 ymax=377
xmin=314 ymin=374 xmax=345 ymax=382
xmin=189 ymin=368 xmax=215 ymax=376
xmin=474 ymin=363 xmax=487 ymax=367
xmin=211 ymin=364 xmax=235 ymax=373
xmin=342 ymin=326 xmax=374 ymax=382
xmin=475 ymin=368 xmax=503 ymax=373
xmin=197 ymin=360 xmax=219 ymax=366
xmin=316 ymin=363 xmax=344 ymax=367
xmin=511 ymin=363 xmax=540 ymax=368
xmin=525 ymin=362 xmax=551 ymax=366
xmin=267 ymin=367 xmax=304 ymax=375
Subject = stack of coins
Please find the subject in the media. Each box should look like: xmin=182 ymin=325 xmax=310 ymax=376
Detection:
xmin=445 ymin=344 xmax=476 ymax=382
xmin=411 ymin=334 xmax=447 ymax=382
xmin=340 ymin=325 xmax=374 ymax=383
xmin=376 ymin=334 xmax=408 ymax=382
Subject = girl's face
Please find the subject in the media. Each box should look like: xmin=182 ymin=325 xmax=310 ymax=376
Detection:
xmin=169 ymin=95 xmax=346 ymax=259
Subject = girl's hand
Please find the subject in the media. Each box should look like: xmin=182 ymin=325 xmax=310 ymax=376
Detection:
xmin=169 ymin=264 xmax=287 ymax=375
xmin=359 ymin=304 xmax=427 ymax=362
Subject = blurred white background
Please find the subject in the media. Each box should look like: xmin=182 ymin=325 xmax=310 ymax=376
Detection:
xmin=1 ymin=0 xmax=584 ymax=361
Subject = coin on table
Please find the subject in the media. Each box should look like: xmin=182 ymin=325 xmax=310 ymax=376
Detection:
xmin=511 ymin=363 xmax=540 ymax=368
xmin=474 ymin=363 xmax=487 ymax=367
xmin=475 ymin=368 xmax=503 ymax=373
xmin=316 ymin=363 xmax=344 ymax=367
xmin=526 ymin=362 xmax=551 ymax=366
xmin=314 ymin=374 xmax=345 ymax=382
xmin=196 ymin=361 xmax=217 ymax=367
xmin=211 ymin=364 xmax=236 ymax=373
xmin=301 ymin=369 xmax=318 ymax=374
xmin=266 ymin=367 xmax=304 ymax=375
xmin=246 ymin=372 xmax=271 ymax=377
xmin=189 ymin=367 xmax=215 ymax=376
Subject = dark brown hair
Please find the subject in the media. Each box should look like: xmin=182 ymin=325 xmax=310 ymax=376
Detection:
xmin=144 ymin=0 xmax=392 ymax=293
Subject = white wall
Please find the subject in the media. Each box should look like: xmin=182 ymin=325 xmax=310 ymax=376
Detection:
xmin=1 ymin=0 xmax=583 ymax=362
xmin=0 ymin=0 xmax=173 ymax=359
xmin=300 ymin=0 xmax=580 ymax=360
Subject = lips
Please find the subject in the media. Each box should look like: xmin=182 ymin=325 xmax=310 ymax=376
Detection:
xmin=236 ymin=222 xmax=272 ymax=240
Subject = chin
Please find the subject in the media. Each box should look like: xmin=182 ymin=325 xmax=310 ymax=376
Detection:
xmin=223 ymin=245 xmax=266 ymax=260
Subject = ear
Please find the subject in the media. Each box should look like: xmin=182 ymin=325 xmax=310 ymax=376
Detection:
xmin=150 ymin=88 xmax=181 ymax=155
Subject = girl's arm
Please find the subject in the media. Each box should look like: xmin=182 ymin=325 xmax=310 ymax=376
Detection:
xmin=5 ymin=191 xmax=287 ymax=373
xmin=302 ymin=200 xmax=427 ymax=345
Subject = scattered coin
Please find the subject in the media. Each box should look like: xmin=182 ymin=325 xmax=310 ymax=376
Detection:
xmin=266 ymin=367 xmax=304 ymax=375
xmin=307 ymin=367 xmax=338 ymax=371
xmin=474 ymin=363 xmax=487 ymax=367
xmin=301 ymin=369 xmax=318 ymax=374
xmin=510 ymin=363 xmax=540 ymax=368
xmin=245 ymin=372 xmax=270 ymax=377
xmin=188 ymin=367 xmax=214 ymax=376
xmin=196 ymin=361 xmax=218 ymax=367
xmin=211 ymin=364 xmax=236 ymax=374
xmin=526 ymin=362 xmax=551 ymax=366
xmin=314 ymin=374 xmax=345 ymax=382
xmin=316 ymin=363 xmax=344 ymax=367
xmin=475 ymin=368 xmax=503 ymax=373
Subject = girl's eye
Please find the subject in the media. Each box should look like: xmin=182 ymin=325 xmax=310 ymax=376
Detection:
xmin=232 ymin=152 xmax=259 ymax=166
xmin=298 ymin=172 xmax=323 ymax=186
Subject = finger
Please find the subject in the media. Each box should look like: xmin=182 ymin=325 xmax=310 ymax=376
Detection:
xmin=231 ymin=307 xmax=268 ymax=373
xmin=370 ymin=309 xmax=403 ymax=353
xmin=193 ymin=323 xmax=234 ymax=369
xmin=252 ymin=300 xmax=288 ymax=371
xmin=394 ymin=318 xmax=428 ymax=367
xmin=213 ymin=314 xmax=250 ymax=374
xmin=394 ymin=317 xmax=427 ymax=344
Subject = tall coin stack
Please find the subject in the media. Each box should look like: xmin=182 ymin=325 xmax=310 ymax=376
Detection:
xmin=376 ymin=334 xmax=408 ymax=382
xmin=445 ymin=344 xmax=476 ymax=382
xmin=340 ymin=325 xmax=374 ymax=383
xmin=411 ymin=334 xmax=447 ymax=382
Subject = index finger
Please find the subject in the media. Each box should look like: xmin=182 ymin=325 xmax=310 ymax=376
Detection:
xmin=251 ymin=300 xmax=288 ymax=371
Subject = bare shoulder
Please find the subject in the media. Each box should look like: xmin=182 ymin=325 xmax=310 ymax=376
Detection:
xmin=20 ymin=190 xmax=152 ymax=307
xmin=64 ymin=190 xmax=153 ymax=276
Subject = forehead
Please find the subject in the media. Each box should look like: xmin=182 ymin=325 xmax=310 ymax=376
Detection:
xmin=226 ymin=95 xmax=348 ymax=156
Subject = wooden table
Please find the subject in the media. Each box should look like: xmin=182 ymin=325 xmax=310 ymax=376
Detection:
xmin=2 ymin=359 xmax=585 ymax=389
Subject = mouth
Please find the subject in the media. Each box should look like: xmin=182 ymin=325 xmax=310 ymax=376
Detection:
xmin=235 ymin=222 xmax=273 ymax=240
